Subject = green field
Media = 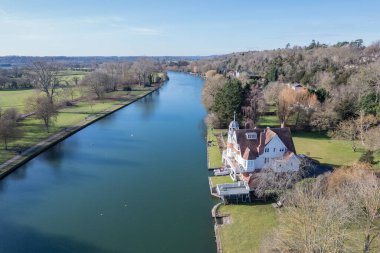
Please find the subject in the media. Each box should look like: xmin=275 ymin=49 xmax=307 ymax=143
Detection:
xmin=0 ymin=87 xmax=153 ymax=164
xmin=207 ymin=127 xmax=223 ymax=169
xmin=218 ymin=204 xmax=278 ymax=253
xmin=0 ymin=70 xmax=89 ymax=112
xmin=0 ymin=89 xmax=37 ymax=111
xmin=0 ymin=88 xmax=84 ymax=113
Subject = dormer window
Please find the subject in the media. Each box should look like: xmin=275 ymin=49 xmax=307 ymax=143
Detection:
xmin=246 ymin=132 xmax=257 ymax=140
xmin=265 ymin=148 xmax=269 ymax=153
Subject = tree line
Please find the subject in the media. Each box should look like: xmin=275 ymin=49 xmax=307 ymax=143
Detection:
xmin=0 ymin=59 xmax=167 ymax=151
xmin=200 ymin=40 xmax=380 ymax=157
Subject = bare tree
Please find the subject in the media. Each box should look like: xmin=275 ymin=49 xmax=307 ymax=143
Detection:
xmin=262 ymin=176 xmax=353 ymax=253
xmin=328 ymin=165 xmax=380 ymax=253
xmin=277 ymin=87 xmax=297 ymax=127
xmin=356 ymin=111 xmax=377 ymax=146
xmin=263 ymin=81 xmax=283 ymax=105
xmin=201 ymin=72 xmax=227 ymax=113
xmin=29 ymin=61 xmax=61 ymax=104
xmin=365 ymin=126 xmax=380 ymax=150
xmin=132 ymin=59 xmax=157 ymax=86
xmin=26 ymin=95 xmax=57 ymax=132
xmin=329 ymin=119 xmax=359 ymax=151
xmin=0 ymin=108 xmax=21 ymax=150
xmin=242 ymin=84 xmax=265 ymax=127
xmin=80 ymin=71 xmax=109 ymax=99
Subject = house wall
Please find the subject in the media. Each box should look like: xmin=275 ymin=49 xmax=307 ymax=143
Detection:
xmin=272 ymin=155 xmax=301 ymax=172
xmin=226 ymin=130 xmax=298 ymax=172
xmin=254 ymin=135 xmax=288 ymax=169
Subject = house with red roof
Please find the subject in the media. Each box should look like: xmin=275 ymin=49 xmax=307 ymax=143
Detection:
xmin=222 ymin=118 xmax=300 ymax=181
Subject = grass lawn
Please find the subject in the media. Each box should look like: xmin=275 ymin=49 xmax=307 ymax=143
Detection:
xmin=210 ymin=175 xmax=233 ymax=187
xmin=0 ymin=87 xmax=154 ymax=165
xmin=0 ymin=89 xmax=38 ymax=111
xmin=243 ymin=113 xmax=380 ymax=168
xmin=293 ymin=131 xmax=380 ymax=168
xmin=257 ymin=115 xmax=280 ymax=128
xmin=0 ymin=70 xmax=88 ymax=112
xmin=218 ymin=204 xmax=278 ymax=253
xmin=207 ymin=127 xmax=223 ymax=169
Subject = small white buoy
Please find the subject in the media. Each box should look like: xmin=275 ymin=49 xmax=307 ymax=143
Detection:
xmin=100 ymin=213 xmax=103 ymax=216
xmin=131 ymin=134 xmax=133 ymax=137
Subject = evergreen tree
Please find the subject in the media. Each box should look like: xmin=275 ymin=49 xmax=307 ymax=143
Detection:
xmin=212 ymin=79 xmax=244 ymax=127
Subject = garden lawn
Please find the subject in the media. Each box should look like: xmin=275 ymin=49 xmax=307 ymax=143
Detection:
xmin=210 ymin=175 xmax=233 ymax=187
xmin=293 ymin=131 xmax=380 ymax=168
xmin=218 ymin=204 xmax=278 ymax=253
xmin=207 ymin=127 xmax=223 ymax=169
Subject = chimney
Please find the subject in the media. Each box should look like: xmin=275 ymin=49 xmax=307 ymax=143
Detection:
xmin=257 ymin=131 xmax=266 ymax=153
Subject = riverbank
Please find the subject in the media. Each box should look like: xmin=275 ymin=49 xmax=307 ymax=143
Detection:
xmin=0 ymin=71 xmax=216 ymax=253
xmin=0 ymin=84 xmax=163 ymax=179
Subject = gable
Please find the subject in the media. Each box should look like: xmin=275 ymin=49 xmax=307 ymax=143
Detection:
xmin=232 ymin=127 xmax=297 ymax=161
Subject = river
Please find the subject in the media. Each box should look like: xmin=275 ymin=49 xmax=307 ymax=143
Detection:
xmin=0 ymin=72 xmax=216 ymax=253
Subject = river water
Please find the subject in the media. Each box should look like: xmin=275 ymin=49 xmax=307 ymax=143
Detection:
xmin=0 ymin=72 xmax=216 ymax=253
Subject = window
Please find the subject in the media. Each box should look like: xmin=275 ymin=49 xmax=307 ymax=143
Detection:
xmin=273 ymin=148 xmax=276 ymax=152
xmin=280 ymin=147 xmax=285 ymax=152
xmin=265 ymin=148 xmax=269 ymax=153
xmin=264 ymin=158 xmax=269 ymax=163
xmin=246 ymin=132 xmax=257 ymax=140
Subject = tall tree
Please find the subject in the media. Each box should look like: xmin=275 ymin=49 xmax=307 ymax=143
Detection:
xmin=26 ymin=95 xmax=57 ymax=132
xmin=212 ymin=79 xmax=244 ymax=126
xmin=80 ymin=71 xmax=109 ymax=99
xmin=277 ymin=87 xmax=297 ymax=127
xmin=242 ymin=84 xmax=265 ymax=127
xmin=0 ymin=108 xmax=21 ymax=150
xmin=30 ymin=61 xmax=61 ymax=104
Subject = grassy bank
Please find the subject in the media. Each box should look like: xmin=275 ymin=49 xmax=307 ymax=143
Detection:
xmin=207 ymin=127 xmax=223 ymax=169
xmin=0 ymin=86 xmax=155 ymax=168
xmin=217 ymin=204 xmax=278 ymax=253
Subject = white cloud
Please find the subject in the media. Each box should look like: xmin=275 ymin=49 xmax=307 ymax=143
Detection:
xmin=128 ymin=26 xmax=161 ymax=35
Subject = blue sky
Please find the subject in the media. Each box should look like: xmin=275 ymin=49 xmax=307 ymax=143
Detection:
xmin=0 ymin=0 xmax=379 ymax=56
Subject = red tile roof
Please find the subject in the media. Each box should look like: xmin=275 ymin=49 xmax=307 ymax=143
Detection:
xmin=232 ymin=127 xmax=296 ymax=160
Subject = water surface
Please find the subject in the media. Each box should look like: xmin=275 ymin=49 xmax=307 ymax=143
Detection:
xmin=0 ymin=72 xmax=216 ymax=253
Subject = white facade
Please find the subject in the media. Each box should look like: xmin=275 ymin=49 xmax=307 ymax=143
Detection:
xmin=223 ymin=121 xmax=300 ymax=181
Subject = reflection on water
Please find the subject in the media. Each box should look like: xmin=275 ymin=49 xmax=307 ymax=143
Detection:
xmin=136 ymin=89 xmax=160 ymax=119
xmin=0 ymin=72 xmax=216 ymax=253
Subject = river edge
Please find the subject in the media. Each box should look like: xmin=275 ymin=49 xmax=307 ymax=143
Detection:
xmin=206 ymin=127 xmax=223 ymax=253
xmin=0 ymin=84 xmax=163 ymax=180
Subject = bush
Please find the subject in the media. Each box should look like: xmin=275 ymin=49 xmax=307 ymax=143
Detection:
xmin=359 ymin=150 xmax=375 ymax=164
xmin=123 ymin=86 xmax=132 ymax=91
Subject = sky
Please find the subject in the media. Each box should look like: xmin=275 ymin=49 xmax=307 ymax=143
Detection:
xmin=0 ymin=0 xmax=379 ymax=56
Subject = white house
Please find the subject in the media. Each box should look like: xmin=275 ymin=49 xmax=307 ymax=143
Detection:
xmin=222 ymin=119 xmax=300 ymax=181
